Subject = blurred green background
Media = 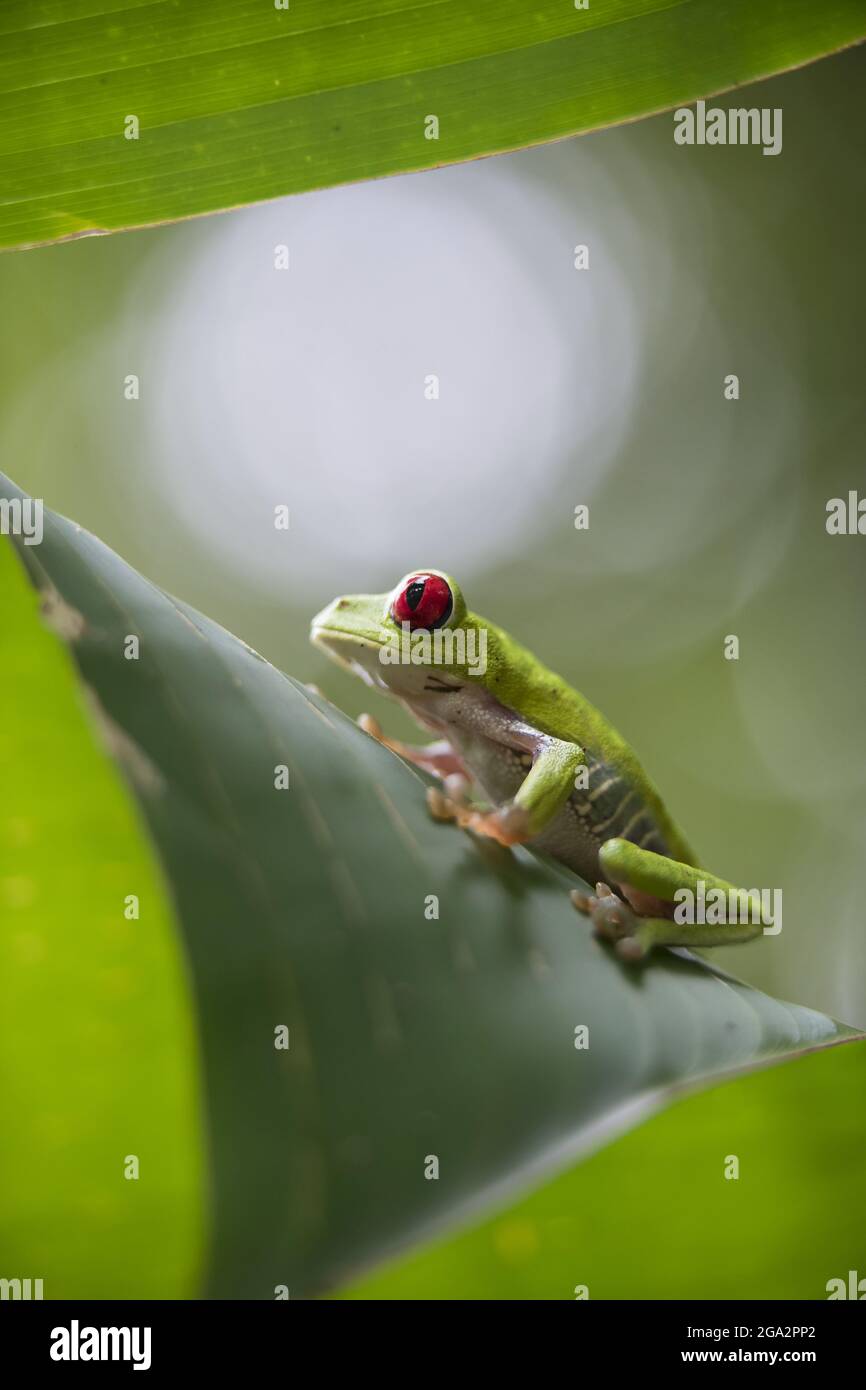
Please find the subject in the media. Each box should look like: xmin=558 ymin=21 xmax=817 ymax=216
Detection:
xmin=2 ymin=41 xmax=864 ymax=1045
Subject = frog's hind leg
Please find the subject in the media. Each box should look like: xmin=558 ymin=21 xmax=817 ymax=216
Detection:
xmin=571 ymin=883 xmax=685 ymax=963
xmin=571 ymin=838 xmax=767 ymax=962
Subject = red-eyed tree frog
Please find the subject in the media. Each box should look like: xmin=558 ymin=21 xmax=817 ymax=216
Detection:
xmin=311 ymin=570 xmax=773 ymax=961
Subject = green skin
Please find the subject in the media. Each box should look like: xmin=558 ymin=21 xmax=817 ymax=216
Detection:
xmin=311 ymin=570 xmax=769 ymax=962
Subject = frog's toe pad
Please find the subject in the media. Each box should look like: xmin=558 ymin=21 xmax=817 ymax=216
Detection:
xmin=571 ymin=885 xmax=650 ymax=962
xmin=427 ymin=786 xmax=464 ymax=824
xmin=427 ymin=786 xmax=490 ymax=837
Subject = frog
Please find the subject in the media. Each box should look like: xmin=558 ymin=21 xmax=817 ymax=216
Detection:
xmin=310 ymin=570 xmax=772 ymax=961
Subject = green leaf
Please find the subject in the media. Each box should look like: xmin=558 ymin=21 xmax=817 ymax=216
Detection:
xmin=3 ymin=474 xmax=862 ymax=1297
xmin=2 ymin=0 xmax=864 ymax=251
xmin=0 ymin=533 xmax=206 ymax=1298
xmin=342 ymin=1039 xmax=866 ymax=1299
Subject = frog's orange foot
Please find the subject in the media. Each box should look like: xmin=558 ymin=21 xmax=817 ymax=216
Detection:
xmin=427 ymin=785 xmax=468 ymax=825
xmin=465 ymin=802 xmax=531 ymax=847
xmin=427 ymin=791 xmax=530 ymax=846
xmin=427 ymin=785 xmax=485 ymax=832
xmin=570 ymin=883 xmax=648 ymax=962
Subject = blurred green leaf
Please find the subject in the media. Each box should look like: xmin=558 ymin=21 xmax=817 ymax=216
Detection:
xmin=0 ymin=535 xmax=205 ymax=1297
xmin=2 ymin=474 xmax=862 ymax=1297
xmin=344 ymin=1039 xmax=866 ymax=1299
xmin=1 ymin=0 xmax=864 ymax=250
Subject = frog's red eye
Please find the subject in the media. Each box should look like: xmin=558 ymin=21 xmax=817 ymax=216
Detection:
xmin=391 ymin=574 xmax=453 ymax=630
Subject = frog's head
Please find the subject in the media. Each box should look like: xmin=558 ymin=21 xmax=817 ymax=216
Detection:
xmin=310 ymin=570 xmax=471 ymax=695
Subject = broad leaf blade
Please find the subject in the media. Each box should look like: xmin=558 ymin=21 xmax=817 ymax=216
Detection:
xmin=0 ymin=534 xmax=206 ymax=1298
xmin=1 ymin=0 xmax=864 ymax=250
xmin=344 ymin=1040 xmax=866 ymax=1299
xmin=1 ymin=474 xmax=860 ymax=1297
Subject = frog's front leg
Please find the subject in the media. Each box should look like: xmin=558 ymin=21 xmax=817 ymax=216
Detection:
xmin=455 ymin=733 xmax=586 ymax=847
xmin=372 ymin=688 xmax=586 ymax=849
xmin=358 ymin=713 xmax=466 ymax=777
xmin=572 ymin=838 xmax=767 ymax=962
xmin=426 ymin=734 xmax=584 ymax=845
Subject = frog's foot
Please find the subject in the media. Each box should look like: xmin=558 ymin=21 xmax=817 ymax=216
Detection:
xmin=570 ymin=882 xmax=650 ymax=963
xmin=427 ymin=791 xmax=530 ymax=847
xmin=465 ymin=801 xmax=532 ymax=847
xmin=428 ymin=785 xmax=465 ymax=825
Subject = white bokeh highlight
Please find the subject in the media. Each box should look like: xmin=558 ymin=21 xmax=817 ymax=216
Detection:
xmin=131 ymin=158 xmax=639 ymax=594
